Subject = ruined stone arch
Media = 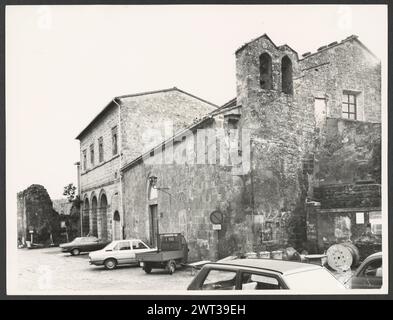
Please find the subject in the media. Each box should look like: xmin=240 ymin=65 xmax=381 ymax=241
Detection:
xmin=281 ymin=55 xmax=293 ymax=94
xmin=259 ymin=52 xmax=273 ymax=90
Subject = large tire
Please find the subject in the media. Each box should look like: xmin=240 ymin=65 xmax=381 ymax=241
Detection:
xmin=104 ymin=258 xmax=117 ymax=270
xmin=167 ymin=260 xmax=176 ymax=275
xmin=71 ymin=248 xmax=80 ymax=256
xmin=143 ymin=264 xmax=152 ymax=274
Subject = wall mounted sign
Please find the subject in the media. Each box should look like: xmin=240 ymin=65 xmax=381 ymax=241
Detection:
xmin=356 ymin=212 xmax=364 ymax=224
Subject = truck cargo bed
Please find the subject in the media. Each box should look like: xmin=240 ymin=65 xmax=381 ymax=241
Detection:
xmin=136 ymin=250 xmax=184 ymax=262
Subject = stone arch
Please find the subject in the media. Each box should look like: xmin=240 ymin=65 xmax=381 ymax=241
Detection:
xmin=82 ymin=195 xmax=90 ymax=236
xmin=147 ymin=176 xmax=158 ymax=201
xmin=146 ymin=175 xmax=159 ymax=246
xmin=90 ymin=193 xmax=98 ymax=237
xmin=281 ymin=55 xmax=293 ymax=94
xmin=259 ymin=52 xmax=273 ymax=90
xmin=99 ymin=190 xmax=108 ymax=241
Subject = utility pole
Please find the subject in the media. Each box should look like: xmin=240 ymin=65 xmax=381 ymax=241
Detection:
xmin=74 ymin=161 xmax=82 ymax=236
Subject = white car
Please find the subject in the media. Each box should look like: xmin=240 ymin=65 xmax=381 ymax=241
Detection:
xmin=88 ymin=239 xmax=156 ymax=270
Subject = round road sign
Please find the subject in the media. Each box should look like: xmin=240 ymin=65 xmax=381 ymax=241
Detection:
xmin=210 ymin=211 xmax=223 ymax=224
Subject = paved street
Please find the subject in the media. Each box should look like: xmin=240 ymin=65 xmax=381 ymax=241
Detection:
xmin=14 ymin=247 xmax=354 ymax=294
xmin=15 ymin=247 xmax=195 ymax=294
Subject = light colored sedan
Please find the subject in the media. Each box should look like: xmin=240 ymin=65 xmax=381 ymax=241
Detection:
xmin=88 ymin=239 xmax=156 ymax=270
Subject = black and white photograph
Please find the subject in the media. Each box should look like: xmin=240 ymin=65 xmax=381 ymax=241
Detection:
xmin=5 ymin=3 xmax=388 ymax=295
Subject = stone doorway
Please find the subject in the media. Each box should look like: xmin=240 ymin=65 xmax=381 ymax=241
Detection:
xmin=149 ymin=204 xmax=159 ymax=247
xmin=113 ymin=211 xmax=121 ymax=240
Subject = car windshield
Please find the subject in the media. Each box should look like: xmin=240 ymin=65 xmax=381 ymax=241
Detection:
xmin=103 ymin=242 xmax=115 ymax=250
xmin=72 ymin=237 xmax=82 ymax=242
xmin=284 ymin=269 xmax=345 ymax=292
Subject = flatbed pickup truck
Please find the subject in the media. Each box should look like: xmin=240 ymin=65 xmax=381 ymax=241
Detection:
xmin=136 ymin=233 xmax=189 ymax=274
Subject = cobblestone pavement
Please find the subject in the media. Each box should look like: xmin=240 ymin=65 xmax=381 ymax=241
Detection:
xmin=15 ymin=247 xmax=195 ymax=294
xmin=14 ymin=247 xmax=353 ymax=294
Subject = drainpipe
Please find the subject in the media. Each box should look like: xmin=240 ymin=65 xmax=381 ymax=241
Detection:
xmin=74 ymin=161 xmax=82 ymax=236
xmin=112 ymin=98 xmax=124 ymax=239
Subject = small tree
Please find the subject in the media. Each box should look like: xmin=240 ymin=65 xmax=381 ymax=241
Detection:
xmin=63 ymin=183 xmax=77 ymax=202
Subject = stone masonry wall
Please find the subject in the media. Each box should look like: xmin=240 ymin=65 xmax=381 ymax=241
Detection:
xmin=119 ymin=89 xmax=216 ymax=166
xmin=122 ymin=114 xmax=257 ymax=262
xmin=79 ymin=102 xmax=121 ymax=192
xmin=315 ymin=118 xmax=381 ymax=186
xmin=298 ymin=37 xmax=381 ymax=123
xmin=235 ymin=36 xmax=311 ymax=250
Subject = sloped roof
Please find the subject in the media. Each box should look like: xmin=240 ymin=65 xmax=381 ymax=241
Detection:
xmin=75 ymin=87 xmax=219 ymax=140
xmin=235 ymin=33 xmax=298 ymax=57
xmin=299 ymin=35 xmax=379 ymax=61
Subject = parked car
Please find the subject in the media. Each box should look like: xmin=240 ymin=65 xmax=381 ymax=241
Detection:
xmin=346 ymin=252 xmax=382 ymax=289
xmin=60 ymin=236 xmax=109 ymax=256
xmin=89 ymin=239 xmax=156 ymax=270
xmin=187 ymin=259 xmax=345 ymax=291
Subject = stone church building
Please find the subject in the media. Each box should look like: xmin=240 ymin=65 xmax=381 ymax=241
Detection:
xmin=76 ymin=34 xmax=381 ymax=261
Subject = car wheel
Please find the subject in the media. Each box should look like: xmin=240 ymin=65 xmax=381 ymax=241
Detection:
xmin=167 ymin=260 xmax=176 ymax=275
xmin=104 ymin=258 xmax=117 ymax=270
xmin=71 ymin=248 xmax=80 ymax=256
xmin=143 ymin=264 xmax=152 ymax=274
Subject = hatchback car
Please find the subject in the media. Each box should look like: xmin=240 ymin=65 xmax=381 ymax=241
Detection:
xmin=187 ymin=259 xmax=345 ymax=292
xmin=60 ymin=236 xmax=109 ymax=256
xmin=89 ymin=239 xmax=156 ymax=270
xmin=347 ymin=252 xmax=382 ymax=289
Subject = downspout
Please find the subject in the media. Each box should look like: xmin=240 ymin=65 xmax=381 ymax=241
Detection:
xmin=112 ymin=98 xmax=124 ymax=239
xmin=74 ymin=161 xmax=81 ymax=236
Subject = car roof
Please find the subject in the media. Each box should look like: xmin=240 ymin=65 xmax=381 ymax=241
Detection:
xmin=209 ymin=258 xmax=322 ymax=275
xmin=366 ymin=252 xmax=382 ymax=259
xmin=112 ymin=239 xmax=145 ymax=242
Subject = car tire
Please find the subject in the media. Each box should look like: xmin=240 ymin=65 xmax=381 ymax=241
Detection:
xmin=167 ymin=260 xmax=176 ymax=275
xmin=71 ymin=248 xmax=80 ymax=256
xmin=104 ymin=258 xmax=117 ymax=270
xmin=143 ymin=264 xmax=152 ymax=274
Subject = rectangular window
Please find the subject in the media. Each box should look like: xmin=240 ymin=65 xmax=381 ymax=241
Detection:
xmin=90 ymin=144 xmax=94 ymax=166
xmin=342 ymin=92 xmax=357 ymax=120
xmin=112 ymin=126 xmax=118 ymax=155
xmin=82 ymin=150 xmax=87 ymax=171
xmin=98 ymin=137 xmax=104 ymax=163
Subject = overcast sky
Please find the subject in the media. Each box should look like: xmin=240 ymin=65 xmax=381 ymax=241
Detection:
xmin=6 ymin=5 xmax=387 ymax=207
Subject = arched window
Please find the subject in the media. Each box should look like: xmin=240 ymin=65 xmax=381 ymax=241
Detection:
xmin=259 ymin=53 xmax=273 ymax=90
xmin=91 ymin=196 xmax=98 ymax=237
xmin=100 ymin=193 xmax=108 ymax=241
xmin=281 ymin=56 xmax=293 ymax=94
